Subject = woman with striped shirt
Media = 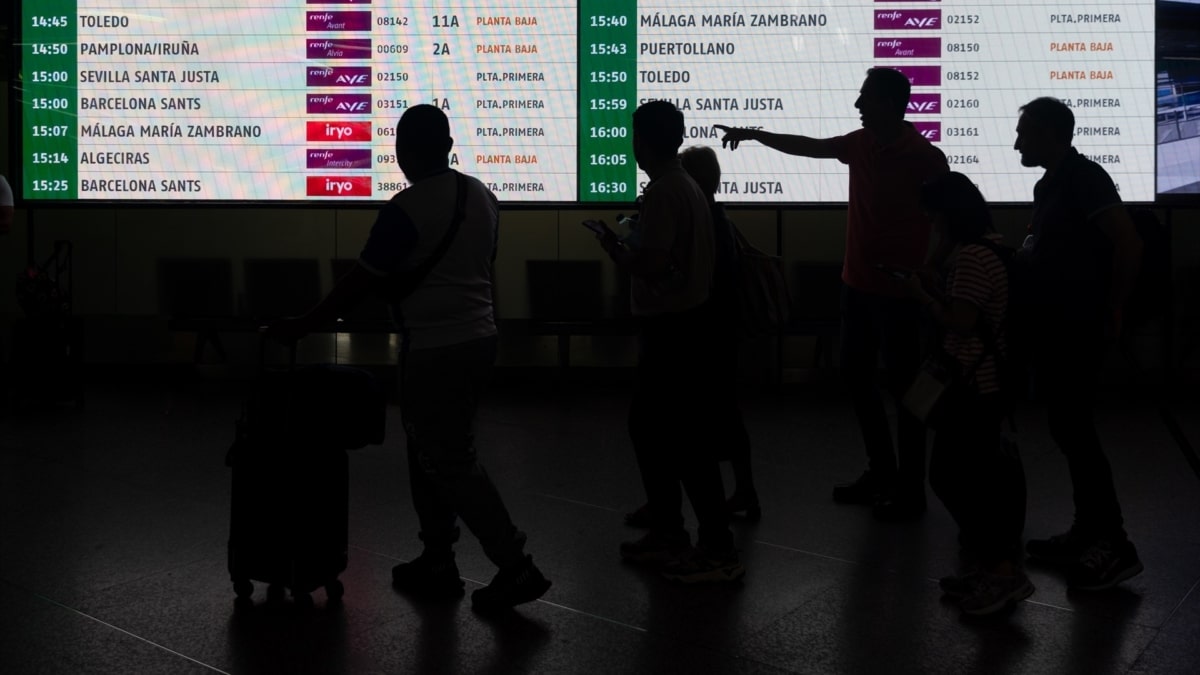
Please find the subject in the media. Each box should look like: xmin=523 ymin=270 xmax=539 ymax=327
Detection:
xmin=900 ymin=171 xmax=1031 ymax=616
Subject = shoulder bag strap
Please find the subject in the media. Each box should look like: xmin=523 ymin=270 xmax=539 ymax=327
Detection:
xmin=405 ymin=171 xmax=469 ymax=290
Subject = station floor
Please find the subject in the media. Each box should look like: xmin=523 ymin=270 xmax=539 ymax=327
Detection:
xmin=1 ymin=371 xmax=1198 ymax=674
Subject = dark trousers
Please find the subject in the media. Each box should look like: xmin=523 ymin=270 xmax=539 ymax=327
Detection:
xmin=929 ymin=394 xmax=1027 ymax=564
xmin=1035 ymin=328 xmax=1126 ymax=539
xmin=713 ymin=329 xmax=753 ymax=493
xmin=840 ymin=285 xmax=926 ymax=500
xmin=400 ymin=334 xmax=526 ymax=569
xmin=629 ymin=305 xmax=733 ymax=553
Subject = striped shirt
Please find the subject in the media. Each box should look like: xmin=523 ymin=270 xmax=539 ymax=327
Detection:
xmin=943 ymin=243 xmax=1008 ymax=394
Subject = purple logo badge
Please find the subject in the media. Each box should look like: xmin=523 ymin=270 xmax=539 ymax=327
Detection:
xmin=892 ymin=65 xmax=941 ymax=86
xmin=875 ymin=38 xmax=941 ymax=58
xmin=307 ymin=0 xmax=371 ymax=4
xmin=307 ymin=66 xmax=372 ymax=87
xmin=307 ymin=93 xmax=372 ymax=114
xmin=906 ymin=93 xmax=941 ymax=114
xmin=306 ymin=39 xmax=371 ymax=59
xmin=307 ymin=11 xmax=372 ymax=31
xmin=875 ymin=9 xmax=941 ymax=30
xmin=912 ymin=122 xmax=941 ymax=142
xmin=307 ymin=149 xmax=372 ymax=169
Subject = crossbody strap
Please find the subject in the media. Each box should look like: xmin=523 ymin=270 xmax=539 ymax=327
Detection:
xmin=406 ymin=171 xmax=469 ymax=290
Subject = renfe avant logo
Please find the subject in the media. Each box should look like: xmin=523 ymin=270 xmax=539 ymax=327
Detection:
xmin=307 ymin=121 xmax=372 ymax=142
xmin=306 ymin=11 xmax=372 ymax=31
xmin=307 ymin=66 xmax=371 ymax=87
xmin=307 ymin=176 xmax=372 ymax=197
xmin=875 ymin=37 xmax=941 ymax=58
xmin=875 ymin=9 xmax=940 ymax=29
xmin=307 ymin=94 xmax=372 ymax=114
xmin=892 ymin=65 xmax=942 ymax=86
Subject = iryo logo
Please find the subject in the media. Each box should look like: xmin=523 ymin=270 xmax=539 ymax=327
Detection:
xmin=307 ymin=176 xmax=371 ymax=197
xmin=306 ymin=121 xmax=372 ymax=141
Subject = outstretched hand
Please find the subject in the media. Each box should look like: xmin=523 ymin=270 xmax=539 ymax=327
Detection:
xmin=713 ymin=124 xmax=754 ymax=150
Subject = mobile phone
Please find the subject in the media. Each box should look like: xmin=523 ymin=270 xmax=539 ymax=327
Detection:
xmin=874 ymin=264 xmax=911 ymax=280
xmin=582 ymin=219 xmax=615 ymax=238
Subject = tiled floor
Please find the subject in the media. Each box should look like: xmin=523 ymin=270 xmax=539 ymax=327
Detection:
xmin=1 ymin=372 xmax=1198 ymax=674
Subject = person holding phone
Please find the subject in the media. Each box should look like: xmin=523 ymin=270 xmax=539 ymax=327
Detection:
xmin=900 ymin=172 xmax=1032 ymax=616
xmin=590 ymin=101 xmax=743 ymax=584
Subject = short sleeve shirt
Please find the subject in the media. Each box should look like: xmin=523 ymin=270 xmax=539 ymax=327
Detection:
xmin=1025 ymin=147 xmax=1121 ymax=314
xmin=631 ymin=160 xmax=715 ymax=316
xmin=944 ymin=243 xmax=1008 ymax=394
xmin=358 ymin=170 xmax=499 ymax=350
xmin=831 ymin=124 xmax=949 ymax=297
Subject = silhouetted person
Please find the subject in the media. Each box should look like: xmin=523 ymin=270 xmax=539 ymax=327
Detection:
xmin=717 ymin=67 xmax=949 ymax=521
xmin=591 ymin=101 xmax=744 ymax=583
xmin=268 ymin=105 xmax=550 ymax=611
xmin=1013 ymin=97 xmax=1144 ymax=590
xmin=899 ymin=172 xmax=1031 ymax=615
xmin=0 ymin=174 xmax=12 ymax=236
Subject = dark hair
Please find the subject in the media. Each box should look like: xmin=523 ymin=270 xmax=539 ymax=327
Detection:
xmin=1018 ymin=97 xmax=1074 ymax=143
xmin=679 ymin=145 xmax=720 ymax=198
xmin=918 ymin=172 xmax=993 ymax=243
xmin=396 ymin=104 xmax=451 ymax=151
xmin=632 ymin=100 xmax=685 ymax=155
xmin=865 ymin=67 xmax=911 ymax=116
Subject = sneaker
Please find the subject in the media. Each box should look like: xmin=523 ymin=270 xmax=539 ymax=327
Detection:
xmin=660 ymin=547 xmax=746 ymax=584
xmin=959 ymin=572 xmax=1035 ymax=616
xmin=726 ymin=491 xmax=762 ymax=522
xmin=938 ymin=570 xmax=984 ymax=600
xmin=391 ymin=553 xmax=465 ymax=600
xmin=471 ymin=554 xmax=552 ymax=612
xmin=1025 ymin=529 xmax=1091 ymax=567
xmin=1068 ymin=539 xmax=1144 ymax=591
xmin=620 ymin=530 xmax=690 ymax=567
xmin=624 ymin=503 xmax=652 ymax=529
xmin=832 ymin=471 xmax=893 ymax=505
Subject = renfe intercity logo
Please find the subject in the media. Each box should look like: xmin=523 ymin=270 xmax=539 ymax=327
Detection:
xmin=306 ymin=149 xmax=372 ymax=169
xmin=307 ymin=176 xmax=372 ymax=197
xmin=307 ymin=66 xmax=372 ymax=87
xmin=307 ymin=94 xmax=372 ymax=114
xmin=307 ymin=121 xmax=372 ymax=142
xmin=875 ymin=9 xmax=940 ymax=30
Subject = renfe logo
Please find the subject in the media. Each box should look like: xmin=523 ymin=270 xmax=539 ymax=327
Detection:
xmin=306 ymin=11 xmax=372 ymax=31
xmin=308 ymin=93 xmax=371 ymax=114
xmin=893 ymin=65 xmax=941 ymax=86
xmin=912 ymin=121 xmax=941 ymax=142
xmin=874 ymin=37 xmax=941 ymax=58
xmin=876 ymin=9 xmax=941 ymax=29
xmin=307 ymin=121 xmax=372 ymax=141
xmin=306 ymin=149 xmax=372 ymax=169
xmin=307 ymin=66 xmax=371 ymax=87
xmin=306 ymin=38 xmax=371 ymax=59
xmin=906 ymin=93 xmax=941 ymax=114
xmin=307 ymin=176 xmax=372 ymax=197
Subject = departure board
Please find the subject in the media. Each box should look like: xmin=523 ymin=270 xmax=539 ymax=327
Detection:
xmin=17 ymin=1 xmax=1176 ymax=203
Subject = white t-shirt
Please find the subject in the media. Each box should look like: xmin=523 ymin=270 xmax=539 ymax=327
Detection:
xmin=358 ymin=169 xmax=499 ymax=350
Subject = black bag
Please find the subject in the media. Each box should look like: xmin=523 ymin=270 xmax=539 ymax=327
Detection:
xmin=374 ymin=172 xmax=468 ymax=303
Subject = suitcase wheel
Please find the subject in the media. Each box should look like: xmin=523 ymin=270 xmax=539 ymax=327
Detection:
xmin=233 ymin=579 xmax=253 ymax=600
xmin=326 ymin=579 xmax=345 ymax=603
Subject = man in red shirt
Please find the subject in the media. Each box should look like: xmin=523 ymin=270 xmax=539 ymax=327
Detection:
xmin=717 ymin=67 xmax=948 ymax=520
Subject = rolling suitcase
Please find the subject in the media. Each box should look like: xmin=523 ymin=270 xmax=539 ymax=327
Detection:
xmin=226 ymin=343 xmax=385 ymax=606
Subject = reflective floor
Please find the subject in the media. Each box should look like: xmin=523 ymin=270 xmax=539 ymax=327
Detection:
xmin=1 ymin=373 xmax=1198 ymax=674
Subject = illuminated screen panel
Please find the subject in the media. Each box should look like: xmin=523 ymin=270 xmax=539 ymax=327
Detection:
xmin=16 ymin=1 xmax=1176 ymax=203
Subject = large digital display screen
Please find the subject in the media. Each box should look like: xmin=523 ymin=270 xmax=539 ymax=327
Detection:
xmin=14 ymin=1 xmax=1199 ymax=203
